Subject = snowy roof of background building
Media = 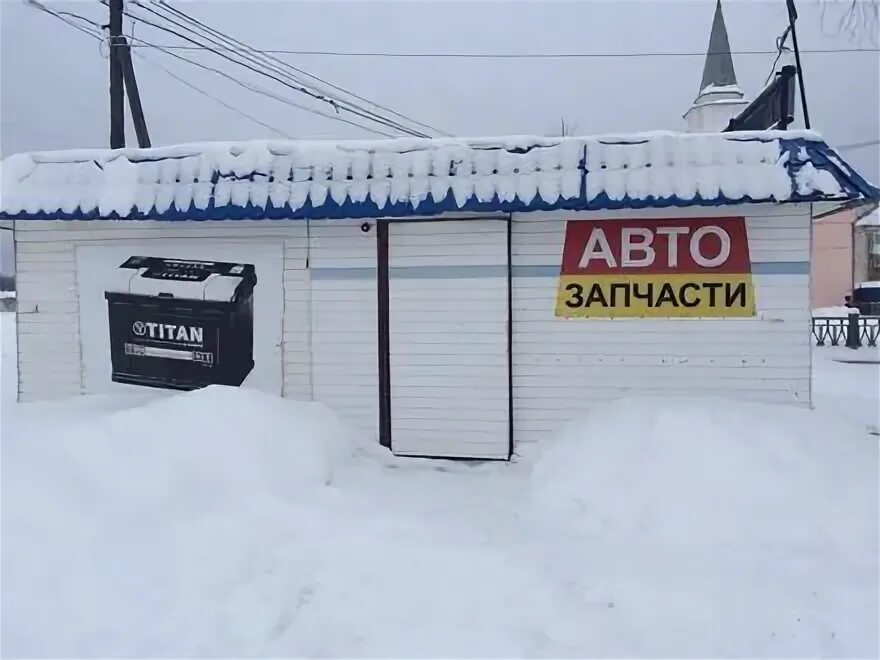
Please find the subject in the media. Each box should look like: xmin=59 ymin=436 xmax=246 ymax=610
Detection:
xmin=1 ymin=131 xmax=877 ymax=221
xmin=856 ymin=210 xmax=880 ymax=227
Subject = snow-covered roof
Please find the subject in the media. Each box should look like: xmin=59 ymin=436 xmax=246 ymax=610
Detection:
xmin=856 ymin=210 xmax=880 ymax=227
xmin=697 ymin=84 xmax=745 ymax=99
xmin=1 ymin=131 xmax=877 ymax=222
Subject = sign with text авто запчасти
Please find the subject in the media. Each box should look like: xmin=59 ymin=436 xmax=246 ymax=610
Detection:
xmin=555 ymin=218 xmax=756 ymax=318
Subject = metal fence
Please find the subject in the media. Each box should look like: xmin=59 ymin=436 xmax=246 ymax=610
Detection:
xmin=812 ymin=315 xmax=880 ymax=348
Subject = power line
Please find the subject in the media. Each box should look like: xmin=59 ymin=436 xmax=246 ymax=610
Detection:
xmin=24 ymin=0 xmax=105 ymax=40
xmin=764 ymin=25 xmax=793 ymax=86
xmin=123 ymin=44 xmax=880 ymax=58
xmin=28 ymin=3 xmax=398 ymax=138
xmin=114 ymin=11 xmax=411 ymax=137
xmin=138 ymin=0 xmax=434 ymax=137
xmin=124 ymin=6 xmax=427 ymax=137
xmin=25 ymin=0 xmax=880 ymax=155
xmin=152 ymin=0 xmax=450 ymax=137
xmin=838 ymin=139 xmax=880 ymax=151
xmin=131 ymin=50 xmax=295 ymax=138
xmin=116 ymin=1 xmax=431 ymax=136
xmin=125 ymin=35 xmax=398 ymax=138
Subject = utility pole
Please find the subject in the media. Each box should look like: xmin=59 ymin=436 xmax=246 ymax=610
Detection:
xmin=119 ymin=35 xmax=151 ymax=147
xmin=109 ymin=0 xmax=125 ymax=148
xmin=786 ymin=0 xmax=811 ymax=129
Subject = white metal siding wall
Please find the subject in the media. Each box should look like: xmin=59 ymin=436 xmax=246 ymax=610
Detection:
xmin=308 ymin=219 xmax=379 ymax=437
xmin=387 ymin=220 xmax=510 ymax=459
xmin=281 ymin=226 xmax=310 ymax=400
xmin=13 ymin=206 xmax=814 ymax=457
xmin=13 ymin=221 xmax=311 ymax=402
xmin=511 ymin=204 xmax=812 ymax=446
xmin=14 ymin=234 xmax=79 ymax=401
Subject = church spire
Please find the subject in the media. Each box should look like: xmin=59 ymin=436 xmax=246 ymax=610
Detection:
xmin=683 ymin=0 xmax=748 ymax=132
xmin=700 ymin=0 xmax=738 ymax=93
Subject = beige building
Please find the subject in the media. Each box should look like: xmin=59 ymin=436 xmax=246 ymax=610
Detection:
xmin=811 ymin=208 xmax=856 ymax=308
xmin=854 ymin=210 xmax=880 ymax=285
xmin=811 ymin=206 xmax=879 ymax=309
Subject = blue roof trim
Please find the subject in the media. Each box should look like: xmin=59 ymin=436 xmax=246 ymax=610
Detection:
xmin=3 ymin=136 xmax=877 ymax=221
xmin=3 ymin=189 xmax=591 ymax=222
xmin=4 ymin=192 xmax=815 ymax=221
xmin=805 ymin=141 xmax=880 ymax=201
xmin=779 ymin=137 xmax=880 ymax=202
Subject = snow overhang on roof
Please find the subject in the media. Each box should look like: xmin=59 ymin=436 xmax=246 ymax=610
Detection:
xmin=1 ymin=131 xmax=878 ymax=221
xmin=857 ymin=210 xmax=880 ymax=227
xmin=698 ymin=84 xmax=745 ymax=97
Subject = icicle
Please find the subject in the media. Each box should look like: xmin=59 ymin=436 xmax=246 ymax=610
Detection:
xmin=289 ymin=182 xmax=310 ymax=211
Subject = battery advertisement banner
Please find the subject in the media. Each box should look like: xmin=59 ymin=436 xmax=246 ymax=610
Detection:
xmin=555 ymin=218 xmax=756 ymax=318
xmin=76 ymin=243 xmax=283 ymax=395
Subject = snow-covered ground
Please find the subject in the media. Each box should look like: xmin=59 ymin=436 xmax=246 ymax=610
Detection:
xmin=813 ymin=305 xmax=860 ymax=317
xmin=0 ymin=312 xmax=16 ymax=427
xmin=1 ymin=313 xmax=878 ymax=657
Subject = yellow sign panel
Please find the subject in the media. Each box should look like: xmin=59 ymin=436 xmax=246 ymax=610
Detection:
xmin=555 ymin=273 xmax=757 ymax=318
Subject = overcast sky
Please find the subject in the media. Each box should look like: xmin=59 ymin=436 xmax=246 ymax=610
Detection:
xmin=1 ymin=0 xmax=878 ymax=182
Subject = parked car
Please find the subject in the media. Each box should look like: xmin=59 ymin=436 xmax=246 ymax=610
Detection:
xmin=850 ymin=282 xmax=880 ymax=315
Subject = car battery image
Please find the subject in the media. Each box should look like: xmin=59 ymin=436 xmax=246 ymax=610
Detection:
xmin=104 ymin=256 xmax=257 ymax=390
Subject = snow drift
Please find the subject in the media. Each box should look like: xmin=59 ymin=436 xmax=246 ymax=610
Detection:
xmin=528 ymin=397 xmax=879 ymax=657
xmin=531 ymin=397 xmax=875 ymax=556
xmin=2 ymin=386 xmax=366 ymax=656
xmin=43 ymin=385 xmax=357 ymax=511
xmin=3 ymin=377 xmax=878 ymax=657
